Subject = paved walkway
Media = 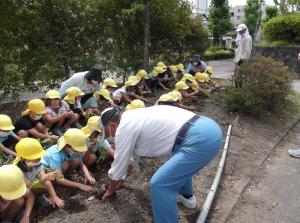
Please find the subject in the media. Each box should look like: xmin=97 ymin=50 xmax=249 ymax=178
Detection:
xmin=226 ymin=120 xmax=300 ymax=223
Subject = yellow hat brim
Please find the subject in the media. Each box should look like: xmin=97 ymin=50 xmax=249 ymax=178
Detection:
xmin=0 ymin=180 xmax=27 ymax=200
xmin=0 ymin=125 xmax=15 ymax=131
xmin=64 ymin=95 xmax=76 ymax=104
xmin=57 ymin=136 xmax=87 ymax=152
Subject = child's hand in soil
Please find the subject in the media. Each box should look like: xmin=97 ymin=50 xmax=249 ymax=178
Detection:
xmin=78 ymin=184 xmax=95 ymax=193
xmin=49 ymin=135 xmax=59 ymax=140
xmin=50 ymin=195 xmax=65 ymax=209
xmin=85 ymin=175 xmax=96 ymax=185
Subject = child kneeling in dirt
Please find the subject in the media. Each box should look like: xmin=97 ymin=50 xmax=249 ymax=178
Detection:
xmin=14 ymin=138 xmax=64 ymax=208
xmin=41 ymin=128 xmax=96 ymax=192
xmin=0 ymin=164 xmax=35 ymax=223
xmin=113 ymin=76 xmax=150 ymax=106
xmin=83 ymin=89 xmax=115 ymax=116
xmin=13 ymin=99 xmax=58 ymax=142
xmin=63 ymin=87 xmax=87 ymax=128
xmin=156 ymin=93 xmax=196 ymax=111
xmin=44 ymin=90 xmax=78 ymax=136
xmin=81 ymin=116 xmax=114 ymax=167
xmin=0 ymin=114 xmax=19 ymax=163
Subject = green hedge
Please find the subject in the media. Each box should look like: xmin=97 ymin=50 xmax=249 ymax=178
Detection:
xmin=263 ymin=13 xmax=300 ymax=43
xmin=203 ymin=49 xmax=234 ymax=60
xmin=222 ymin=56 xmax=296 ymax=116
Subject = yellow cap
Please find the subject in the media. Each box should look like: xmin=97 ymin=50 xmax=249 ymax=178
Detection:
xmin=45 ymin=90 xmax=60 ymax=99
xmin=152 ymin=66 xmax=166 ymax=77
xmin=22 ymin=99 xmax=46 ymax=116
xmin=169 ymin=65 xmax=178 ymax=75
xmin=195 ymin=72 xmax=210 ymax=83
xmin=125 ymin=99 xmax=145 ymax=111
xmin=182 ymin=73 xmax=195 ymax=82
xmin=136 ymin=69 xmax=148 ymax=79
xmin=93 ymin=89 xmax=111 ymax=101
xmin=191 ymin=80 xmax=200 ymax=90
xmin=158 ymin=94 xmax=175 ymax=102
xmin=58 ymin=128 xmax=87 ymax=152
xmin=177 ymin=63 xmax=184 ymax=72
xmin=205 ymin=66 xmax=214 ymax=74
xmin=103 ymin=78 xmax=118 ymax=88
xmin=0 ymin=164 xmax=27 ymax=200
xmin=64 ymin=87 xmax=85 ymax=104
xmin=125 ymin=76 xmax=139 ymax=87
xmin=81 ymin=116 xmax=101 ymax=137
xmin=175 ymin=81 xmax=189 ymax=90
xmin=14 ymin=138 xmax=46 ymax=164
xmin=0 ymin=114 xmax=14 ymax=131
xmin=167 ymin=91 xmax=182 ymax=102
xmin=157 ymin=61 xmax=167 ymax=69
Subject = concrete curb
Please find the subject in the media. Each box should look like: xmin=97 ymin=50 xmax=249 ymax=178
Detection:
xmin=222 ymin=115 xmax=300 ymax=222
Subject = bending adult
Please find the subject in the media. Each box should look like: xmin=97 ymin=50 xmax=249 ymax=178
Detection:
xmin=100 ymin=106 xmax=223 ymax=223
xmin=185 ymin=54 xmax=207 ymax=75
xmin=59 ymin=64 xmax=103 ymax=105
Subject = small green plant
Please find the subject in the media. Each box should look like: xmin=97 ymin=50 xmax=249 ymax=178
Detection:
xmin=223 ymin=56 xmax=296 ymax=116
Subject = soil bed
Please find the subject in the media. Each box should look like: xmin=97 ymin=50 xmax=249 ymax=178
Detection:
xmin=0 ymin=83 xmax=298 ymax=223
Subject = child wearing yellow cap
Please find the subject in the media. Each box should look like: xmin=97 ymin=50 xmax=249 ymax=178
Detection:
xmin=62 ymin=87 xmax=87 ymax=128
xmin=112 ymin=76 xmax=150 ymax=106
xmin=83 ymin=89 xmax=115 ymax=116
xmin=12 ymin=99 xmax=58 ymax=143
xmin=0 ymin=114 xmax=19 ymax=162
xmin=81 ymin=116 xmax=115 ymax=167
xmin=134 ymin=69 xmax=152 ymax=95
xmin=44 ymin=90 xmax=78 ymax=136
xmin=0 ymin=164 xmax=35 ymax=223
xmin=41 ymin=129 xmax=96 ymax=192
xmin=14 ymin=138 xmax=64 ymax=209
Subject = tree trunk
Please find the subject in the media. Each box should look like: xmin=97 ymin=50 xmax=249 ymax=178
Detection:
xmin=143 ymin=0 xmax=150 ymax=71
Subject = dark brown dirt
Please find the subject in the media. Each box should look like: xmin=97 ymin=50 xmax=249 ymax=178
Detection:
xmin=0 ymin=83 xmax=298 ymax=223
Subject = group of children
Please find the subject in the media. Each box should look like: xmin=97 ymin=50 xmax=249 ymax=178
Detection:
xmin=0 ymin=56 xmax=216 ymax=222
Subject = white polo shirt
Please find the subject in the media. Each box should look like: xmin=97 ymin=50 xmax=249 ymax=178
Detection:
xmin=108 ymin=105 xmax=194 ymax=180
xmin=59 ymin=71 xmax=102 ymax=96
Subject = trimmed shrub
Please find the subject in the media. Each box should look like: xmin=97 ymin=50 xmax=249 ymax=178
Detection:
xmin=263 ymin=13 xmax=300 ymax=43
xmin=203 ymin=49 xmax=234 ymax=60
xmin=223 ymin=56 xmax=296 ymax=116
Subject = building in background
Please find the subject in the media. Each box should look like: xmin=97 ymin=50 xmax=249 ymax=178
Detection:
xmin=230 ymin=5 xmax=246 ymax=28
xmin=192 ymin=0 xmax=209 ymax=26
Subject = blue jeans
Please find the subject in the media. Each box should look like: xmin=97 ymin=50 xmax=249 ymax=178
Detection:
xmin=150 ymin=116 xmax=223 ymax=223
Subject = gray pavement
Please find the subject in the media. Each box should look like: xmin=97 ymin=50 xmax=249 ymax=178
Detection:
xmin=227 ymin=120 xmax=300 ymax=223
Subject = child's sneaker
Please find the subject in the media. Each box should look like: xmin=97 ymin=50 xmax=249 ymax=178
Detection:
xmin=177 ymin=194 xmax=197 ymax=209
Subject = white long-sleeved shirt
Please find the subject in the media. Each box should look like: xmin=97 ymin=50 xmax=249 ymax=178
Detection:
xmin=108 ymin=105 xmax=195 ymax=180
xmin=59 ymin=71 xmax=102 ymax=96
xmin=234 ymin=35 xmax=253 ymax=63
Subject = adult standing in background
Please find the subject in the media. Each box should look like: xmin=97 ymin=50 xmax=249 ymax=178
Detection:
xmin=59 ymin=64 xmax=103 ymax=106
xmin=234 ymin=24 xmax=253 ymax=87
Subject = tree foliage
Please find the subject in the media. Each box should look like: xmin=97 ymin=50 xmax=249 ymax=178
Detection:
xmin=243 ymin=0 xmax=261 ymax=37
xmin=208 ymin=0 xmax=233 ymax=45
xmin=0 ymin=0 xmax=209 ymax=99
xmin=263 ymin=12 xmax=300 ymax=43
xmin=263 ymin=5 xmax=278 ymax=23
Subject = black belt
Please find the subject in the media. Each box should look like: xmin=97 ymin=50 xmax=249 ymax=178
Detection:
xmin=172 ymin=115 xmax=200 ymax=152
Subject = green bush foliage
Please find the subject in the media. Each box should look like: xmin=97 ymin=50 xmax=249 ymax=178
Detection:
xmin=223 ymin=56 xmax=296 ymax=116
xmin=263 ymin=13 xmax=300 ymax=43
xmin=203 ymin=49 xmax=234 ymax=60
